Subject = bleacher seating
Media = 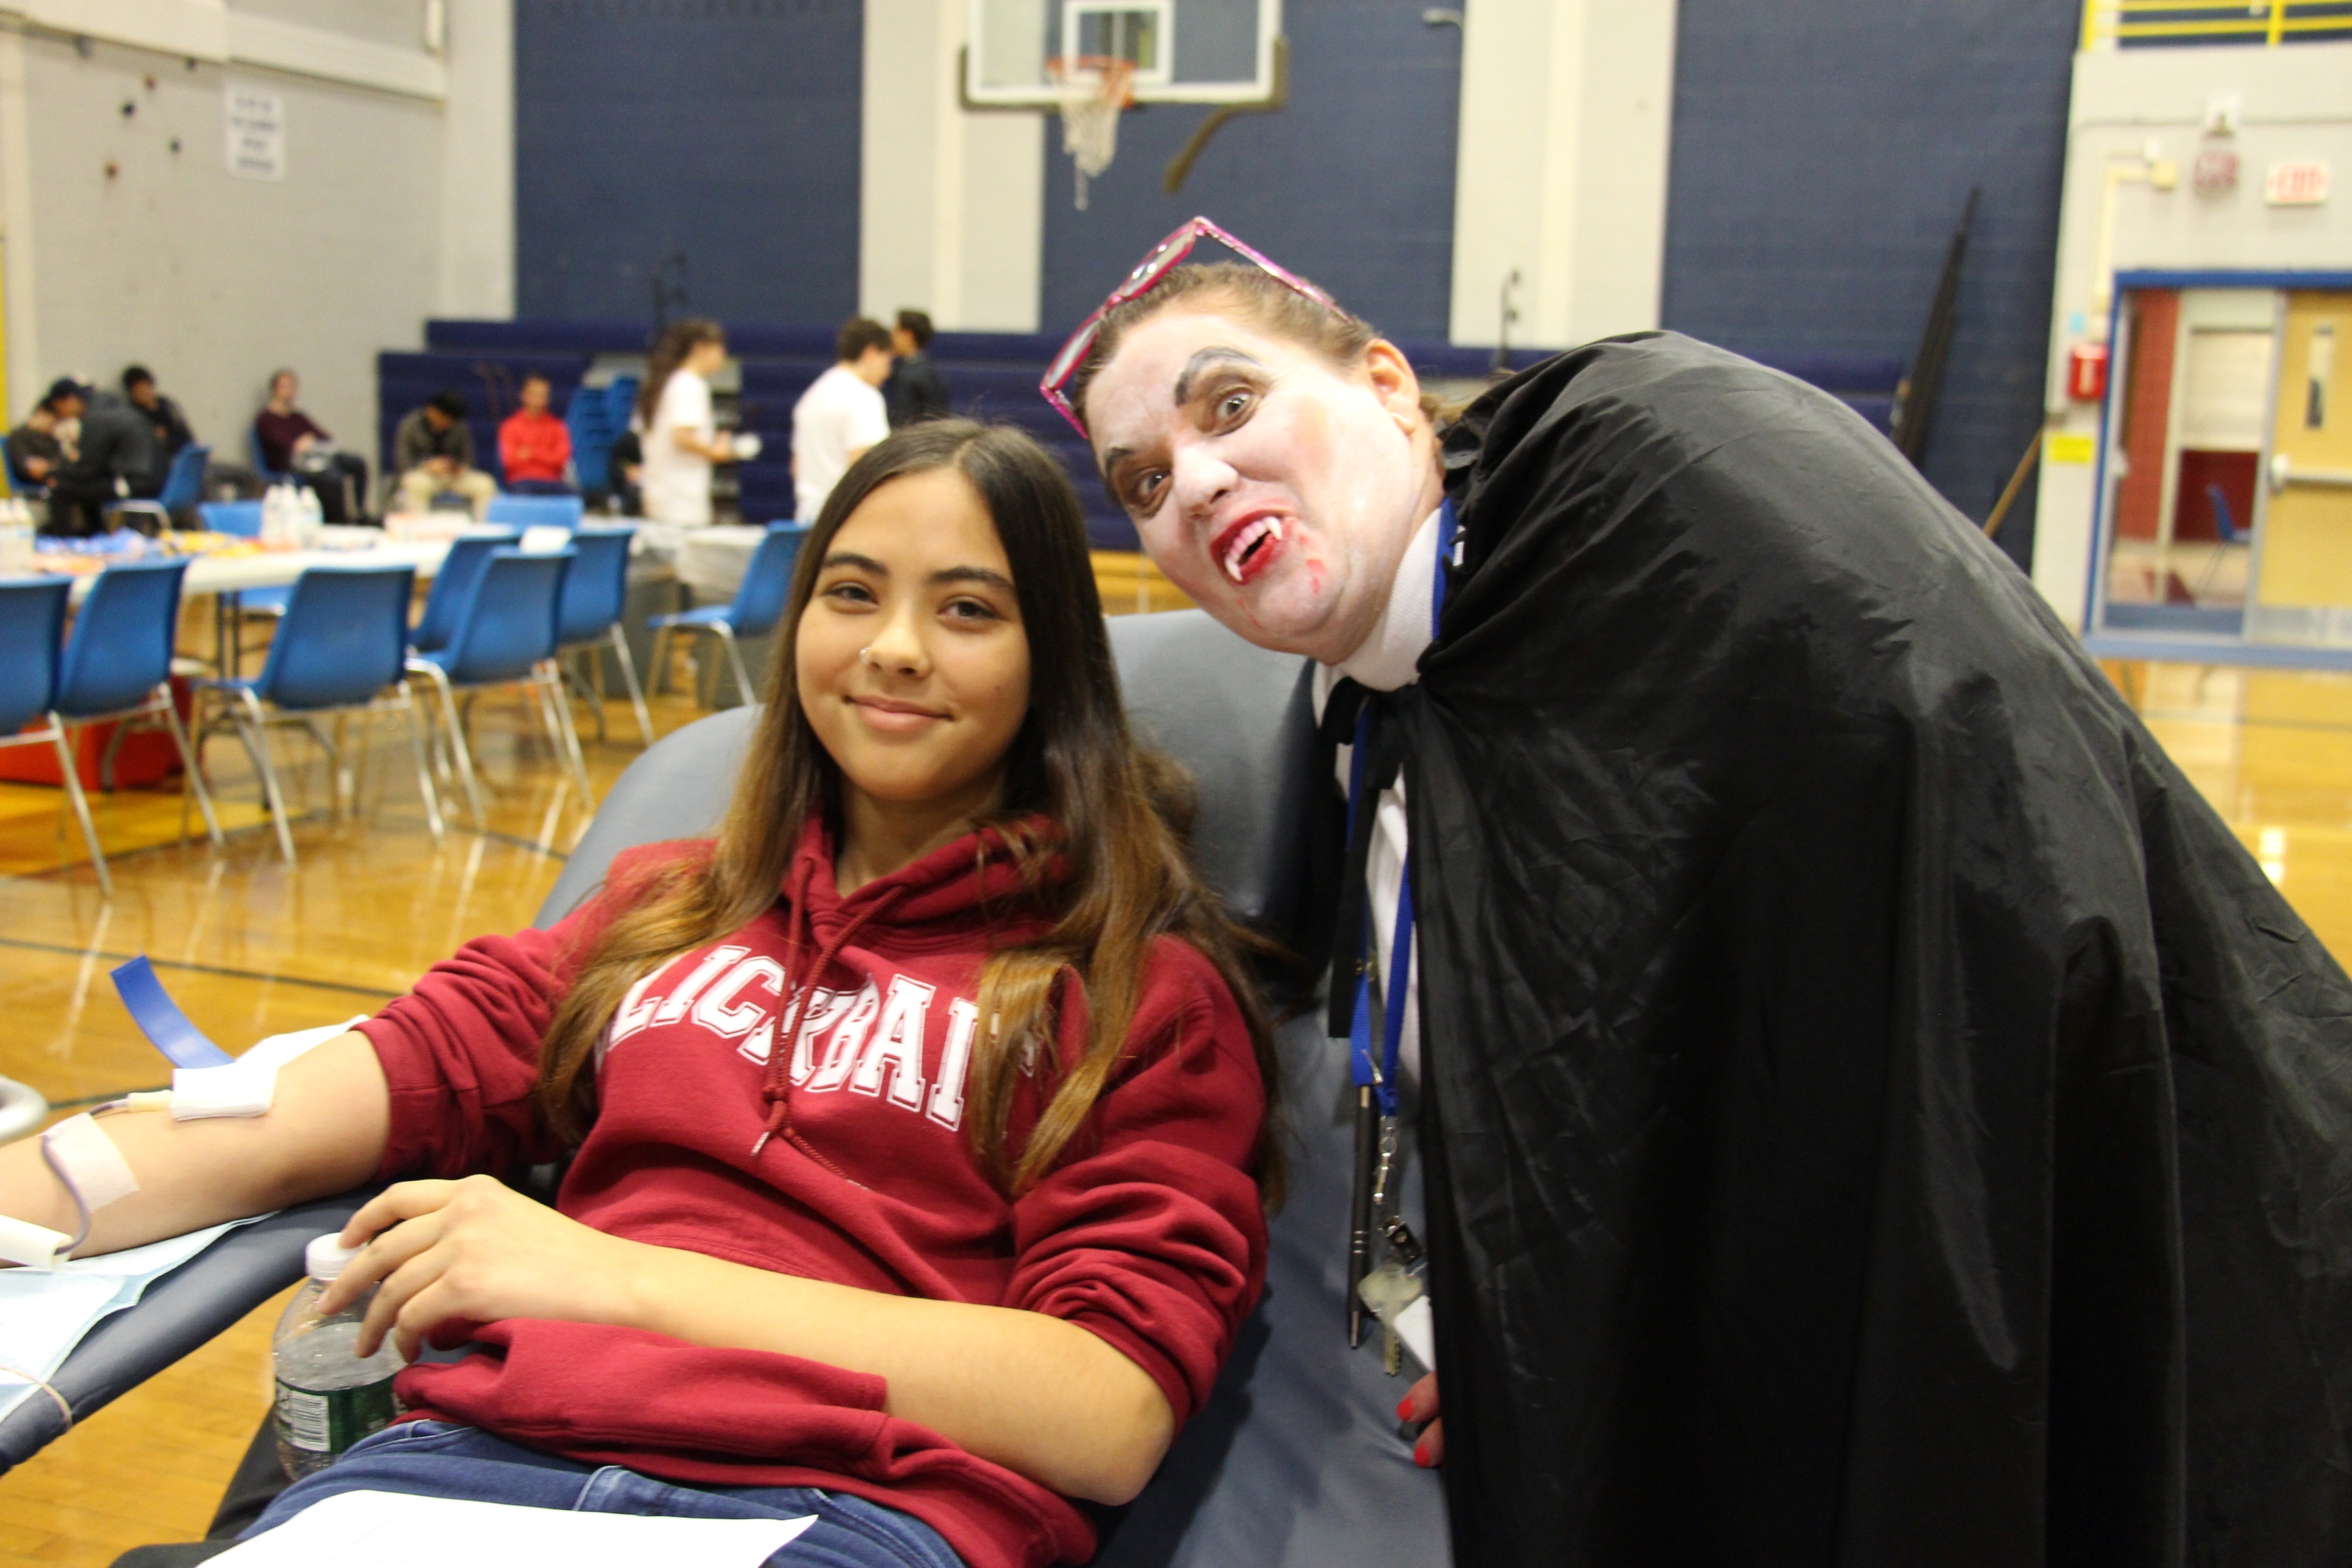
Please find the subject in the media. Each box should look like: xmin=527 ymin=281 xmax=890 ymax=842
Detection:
xmin=381 ymin=323 xmax=1903 ymax=552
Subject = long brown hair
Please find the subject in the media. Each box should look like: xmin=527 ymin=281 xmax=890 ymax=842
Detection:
xmin=637 ymin=317 xmax=726 ymax=425
xmin=537 ymin=419 xmax=1283 ymax=1199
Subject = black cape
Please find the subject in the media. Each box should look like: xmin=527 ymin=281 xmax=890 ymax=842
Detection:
xmin=1400 ymin=334 xmax=2352 ymax=1565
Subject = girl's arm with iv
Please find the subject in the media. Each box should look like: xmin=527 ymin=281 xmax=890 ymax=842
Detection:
xmin=0 ymin=1034 xmax=388 ymax=1255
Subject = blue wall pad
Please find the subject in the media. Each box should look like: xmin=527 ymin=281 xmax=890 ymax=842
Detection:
xmin=109 ymin=957 xmax=234 ymax=1069
xmin=1661 ymin=0 xmax=2076 ymax=571
xmin=1037 ymin=0 xmax=1462 ymax=341
xmin=514 ymin=0 xmax=863 ymax=325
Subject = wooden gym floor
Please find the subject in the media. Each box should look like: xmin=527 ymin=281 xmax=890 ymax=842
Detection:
xmin=0 ymin=639 xmax=2345 ymax=1564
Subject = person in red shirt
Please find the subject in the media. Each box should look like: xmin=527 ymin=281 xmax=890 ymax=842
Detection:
xmin=8 ymin=420 xmax=1279 ymax=1568
xmin=498 ymin=372 xmax=574 ymax=492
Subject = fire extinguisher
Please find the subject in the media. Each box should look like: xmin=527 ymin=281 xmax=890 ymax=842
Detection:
xmin=2067 ymin=342 xmax=2108 ymax=402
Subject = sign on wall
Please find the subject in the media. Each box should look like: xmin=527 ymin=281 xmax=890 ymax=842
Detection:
xmin=2265 ymin=162 xmax=2329 ymax=207
xmin=224 ymin=86 xmax=285 ymax=181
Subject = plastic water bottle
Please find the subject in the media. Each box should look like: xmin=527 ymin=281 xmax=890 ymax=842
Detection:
xmin=0 ymin=498 xmax=33 ymax=571
xmin=259 ymin=484 xmax=289 ymax=547
xmin=272 ymin=1235 xmax=404 ymax=1479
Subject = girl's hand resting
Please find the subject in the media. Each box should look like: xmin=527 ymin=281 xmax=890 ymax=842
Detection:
xmin=323 ymin=1176 xmax=647 ymax=1362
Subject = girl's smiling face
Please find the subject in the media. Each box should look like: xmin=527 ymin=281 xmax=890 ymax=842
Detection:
xmin=796 ymin=468 xmax=1032 ymax=820
xmin=1081 ymin=307 xmax=1438 ymax=665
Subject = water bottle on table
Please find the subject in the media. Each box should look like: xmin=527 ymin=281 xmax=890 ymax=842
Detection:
xmin=272 ymin=1234 xmax=404 ymax=1479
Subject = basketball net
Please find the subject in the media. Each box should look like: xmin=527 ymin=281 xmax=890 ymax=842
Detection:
xmin=1048 ymin=56 xmax=1136 ymax=211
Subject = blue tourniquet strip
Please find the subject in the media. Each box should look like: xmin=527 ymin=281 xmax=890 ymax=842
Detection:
xmin=108 ymin=956 xmax=234 ymax=1068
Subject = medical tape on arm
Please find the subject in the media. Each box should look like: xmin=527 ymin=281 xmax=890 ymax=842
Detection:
xmin=167 ymin=1017 xmax=369 ymax=1120
xmin=0 ymin=1112 xmax=141 ymax=1271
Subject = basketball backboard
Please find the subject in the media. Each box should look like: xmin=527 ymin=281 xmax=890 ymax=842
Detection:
xmin=965 ymin=0 xmax=1281 ymax=106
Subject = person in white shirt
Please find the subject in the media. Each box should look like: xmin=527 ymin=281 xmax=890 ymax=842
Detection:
xmin=636 ymin=318 xmax=738 ymax=526
xmin=791 ymin=318 xmax=894 ymax=522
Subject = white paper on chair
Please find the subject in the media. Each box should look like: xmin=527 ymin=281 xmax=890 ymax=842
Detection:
xmin=0 ymin=1216 xmax=268 ymax=1424
xmin=210 ymin=1488 xmax=817 ymax=1568
xmin=518 ymin=525 xmax=573 ymax=555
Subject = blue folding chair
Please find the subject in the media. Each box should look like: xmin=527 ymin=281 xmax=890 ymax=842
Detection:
xmin=649 ymin=523 xmax=809 ymax=706
xmin=196 ymin=566 xmax=443 ymax=865
xmin=485 ymin=493 xmax=586 ymax=533
xmin=406 ymin=548 xmax=595 ymax=824
xmin=197 ymin=503 xmax=296 ymax=677
xmin=109 ymin=443 xmax=211 ymax=534
xmin=50 ymin=559 xmax=224 ymax=895
xmin=553 ymin=525 xmax=653 ymax=745
xmin=0 ymin=574 xmax=109 ymax=883
xmin=410 ymin=530 xmax=523 ymax=656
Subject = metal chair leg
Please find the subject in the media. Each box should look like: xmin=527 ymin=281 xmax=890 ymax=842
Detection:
xmin=538 ymin=662 xmax=597 ymax=810
xmin=46 ymin=720 xmax=111 ymax=897
xmin=714 ymin=623 xmax=754 ymax=707
xmin=611 ymin=624 xmax=655 ymax=745
xmin=157 ymin=685 xmax=225 ymax=849
xmin=416 ymin=663 xmax=487 ymax=827
xmin=397 ymin=686 xmax=446 ymax=845
xmin=238 ymin=692 xmax=298 ymax=865
xmin=649 ymin=624 xmax=671 ymax=697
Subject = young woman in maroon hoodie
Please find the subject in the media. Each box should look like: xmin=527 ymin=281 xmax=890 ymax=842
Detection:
xmin=7 ymin=421 xmax=1281 ymax=1568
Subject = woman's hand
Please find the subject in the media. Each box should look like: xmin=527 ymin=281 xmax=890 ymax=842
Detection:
xmin=324 ymin=1176 xmax=647 ymax=1362
xmin=1400 ymin=1372 xmax=1444 ymax=1467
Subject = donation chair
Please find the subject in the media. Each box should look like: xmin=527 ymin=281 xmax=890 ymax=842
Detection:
xmin=1 ymin=610 xmax=1451 ymax=1568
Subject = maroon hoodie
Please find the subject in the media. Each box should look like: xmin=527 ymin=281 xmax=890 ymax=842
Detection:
xmin=354 ymin=819 xmax=1269 ymax=1568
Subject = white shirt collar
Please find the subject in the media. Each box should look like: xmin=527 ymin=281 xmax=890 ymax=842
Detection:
xmin=1330 ymin=506 xmax=1443 ymax=693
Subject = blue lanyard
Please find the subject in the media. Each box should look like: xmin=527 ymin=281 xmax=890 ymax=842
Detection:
xmin=1345 ymin=499 xmax=1455 ymax=1119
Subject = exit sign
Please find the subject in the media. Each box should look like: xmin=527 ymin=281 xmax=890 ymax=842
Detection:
xmin=2266 ymin=162 xmax=2330 ymax=206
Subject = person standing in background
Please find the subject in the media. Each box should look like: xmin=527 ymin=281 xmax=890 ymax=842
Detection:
xmin=255 ymin=369 xmax=370 ymax=522
xmin=886 ymin=309 xmax=951 ymax=427
xmin=636 ymin=318 xmax=740 ymax=527
xmin=499 ymin=373 xmax=575 ymax=494
xmin=47 ymin=379 xmax=153 ymax=534
xmin=791 ymin=317 xmax=892 ymax=521
xmin=394 ymin=390 xmax=498 ymax=519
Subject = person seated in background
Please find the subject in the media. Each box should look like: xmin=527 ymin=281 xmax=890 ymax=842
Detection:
xmin=46 ymin=377 xmax=155 ymax=535
xmin=885 ymin=309 xmax=951 ymax=428
xmin=255 ymin=369 xmax=370 ymax=522
xmin=394 ymin=389 xmax=497 ymax=520
xmin=121 ymin=365 xmax=194 ymax=477
xmin=5 ymin=381 xmax=72 ymax=493
xmin=498 ymin=372 xmax=575 ymax=495
xmin=791 ymin=316 xmax=892 ymax=522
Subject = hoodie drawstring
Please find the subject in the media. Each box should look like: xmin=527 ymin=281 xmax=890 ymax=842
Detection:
xmin=750 ymin=862 xmax=907 ymax=1171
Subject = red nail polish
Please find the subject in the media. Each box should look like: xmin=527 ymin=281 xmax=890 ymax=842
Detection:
xmin=1396 ymin=1396 xmax=1414 ymax=1422
xmin=1413 ymin=1441 xmax=1430 ymax=1467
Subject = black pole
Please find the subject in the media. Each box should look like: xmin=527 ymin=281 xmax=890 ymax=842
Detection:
xmin=1890 ymin=187 xmax=1978 ymax=465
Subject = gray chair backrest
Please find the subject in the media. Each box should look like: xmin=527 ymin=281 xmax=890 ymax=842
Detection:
xmin=535 ymin=608 xmax=1450 ymax=1568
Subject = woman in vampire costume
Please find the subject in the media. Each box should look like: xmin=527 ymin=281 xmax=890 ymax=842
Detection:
xmin=1057 ymin=220 xmax=2352 ymax=1568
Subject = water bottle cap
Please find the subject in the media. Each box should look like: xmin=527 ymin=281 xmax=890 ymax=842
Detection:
xmin=304 ymin=1234 xmax=366 ymax=1281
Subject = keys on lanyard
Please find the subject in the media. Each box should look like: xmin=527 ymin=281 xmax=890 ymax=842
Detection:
xmin=1339 ymin=498 xmax=1455 ymax=1374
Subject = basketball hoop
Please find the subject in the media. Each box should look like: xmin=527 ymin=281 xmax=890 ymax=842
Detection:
xmin=1047 ymin=55 xmax=1136 ymax=211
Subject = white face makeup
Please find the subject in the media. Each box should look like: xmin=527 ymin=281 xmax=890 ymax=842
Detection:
xmin=1082 ymin=308 xmax=1440 ymax=665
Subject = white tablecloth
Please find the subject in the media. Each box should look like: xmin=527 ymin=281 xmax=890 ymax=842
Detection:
xmin=61 ymin=539 xmax=451 ymax=605
xmin=672 ymin=525 xmax=768 ymax=604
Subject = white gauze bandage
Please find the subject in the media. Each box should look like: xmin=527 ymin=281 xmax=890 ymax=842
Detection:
xmin=43 ymin=1114 xmax=139 ymax=1211
xmin=0 ymin=1113 xmax=143 ymax=1270
xmin=170 ymin=1016 xmax=369 ymax=1121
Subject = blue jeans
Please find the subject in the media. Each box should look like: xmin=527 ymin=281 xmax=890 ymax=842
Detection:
xmin=243 ymin=1421 xmax=966 ymax=1568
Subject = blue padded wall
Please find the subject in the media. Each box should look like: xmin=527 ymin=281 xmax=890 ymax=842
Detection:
xmin=1036 ymin=0 xmax=1461 ymax=341
xmin=1660 ymin=0 xmax=2076 ymax=569
xmin=514 ymin=0 xmax=863 ymax=327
